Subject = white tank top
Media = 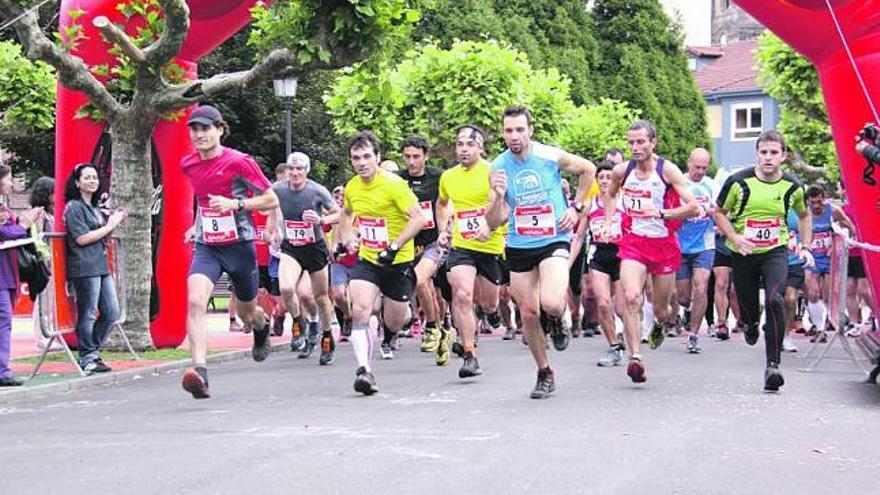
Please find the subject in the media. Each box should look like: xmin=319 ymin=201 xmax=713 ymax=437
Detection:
xmin=621 ymin=164 xmax=669 ymax=238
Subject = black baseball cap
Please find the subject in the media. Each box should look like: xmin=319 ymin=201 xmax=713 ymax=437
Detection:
xmin=187 ymin=105 xmax=223 ymax=126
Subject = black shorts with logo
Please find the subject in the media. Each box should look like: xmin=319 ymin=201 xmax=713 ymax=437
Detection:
xmin=446 ymin=247 xmax=505 ymax=285
xmin=588 ymin=243 xmax=621 ymax=282
xmin=280 ymin=240 xmax=330 ymax=274
xmin=350 ymin=259 xmax=416 ymax=302
xmin=505 ymin=241 xmax=571 ymax=273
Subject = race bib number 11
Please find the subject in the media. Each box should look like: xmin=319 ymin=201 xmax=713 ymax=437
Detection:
xmin=358 ymin=216 xmax=389 ymax=249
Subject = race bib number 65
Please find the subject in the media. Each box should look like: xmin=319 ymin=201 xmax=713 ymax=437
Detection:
xmin=456 ymin=208 xmax=486 ymax=240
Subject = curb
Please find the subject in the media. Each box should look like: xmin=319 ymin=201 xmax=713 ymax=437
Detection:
xmin=0 ymin=342 xmax=289 ymax=404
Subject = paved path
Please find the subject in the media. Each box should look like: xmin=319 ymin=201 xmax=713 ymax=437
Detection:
xmin=1 ymin=333 xmax=877 ymax=494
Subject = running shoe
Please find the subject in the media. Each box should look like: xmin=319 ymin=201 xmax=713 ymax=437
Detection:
xmin=686 ymin=334 xmax=700 ymax=354
xmin=764 ymin=363 xmax=785 ymax=392
xmin=782 ymin=336 xmax=798 ymax=353
xmin=436 ymin=328 xmax=452 ymax=366
xmin=182 ymin=367 xmax=210 ymax=399
xmin=626 ymin=357 xmax=647 ymax=383
xmin=92 ymin=358 xmax=112 ymax=373
xmin=529 ymin=367 xmax=556 ymax=399
xmin=665 ymin=317 xmax=681 ymax=338
xmin=502 ymin=326 xmax=516 ymax=341
xmin=290 ymin=318 xmax=306 ymax=351
xmin=571 ymin=317 xmax=582 ymax=338
xmin=597 ymin=346 xmax=623 ymax=367
xmin=458 ymin=351 xmax=482 ymax=378
xmin=420 ymin=326 xmax=440 ymax=353
xmin=583 ymin=323 xmax=599 ymax=338
xmin=487 ymin=311 xmax=503 ymax=332
xmin=318 ymin=332 xmax=336 ymax=365
xmin=715 ymin=322 xmax=730 ymax=341
xmin=340 ymin=318 xmax=352 ymax=342
xmin=81 ymin=361 xmax=98 ymax=375
xmin=805 ymin=325 xmax=817 ymax=337
xmin=809 ymin=331 xmax=827 ymax=344
xmin=792 ymin=319 xmax=805 ymax=334
xmin=380 ymin=342 xmax=394 ymax=360
xmin=743 ymin=323 xmax=760 ymax=346
xmin=229 ymin=318 xmax=242 ymax=333
xmin=252 ymin=321 xmax=272 ymax=362
xmin=272 ymin=315 xmax=285 ymax=336
xmin=354 ymin=366 xmax=378 ymax=396
xmin=399 ymin=318 xmax=414 ymax=338
xmin=647 ymin=321 xmax=665 ymax=350
xmin=546 ymin=314 xmax=571 ymax=351
xmin=298 ymin=339 xmax=316 ymax=359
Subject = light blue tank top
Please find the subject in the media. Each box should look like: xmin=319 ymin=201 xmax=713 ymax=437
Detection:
xmin=492 ymin=142 xmax=571 ymax=249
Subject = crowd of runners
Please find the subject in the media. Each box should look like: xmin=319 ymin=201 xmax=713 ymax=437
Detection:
xmin=176 ymin=104 xmax=876 ymax=400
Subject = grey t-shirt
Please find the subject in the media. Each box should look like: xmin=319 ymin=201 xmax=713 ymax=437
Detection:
xmin=272 ymin=179 xmax=334 ymax=246
xmin=64 ymin=200 xmax=110 ymax=279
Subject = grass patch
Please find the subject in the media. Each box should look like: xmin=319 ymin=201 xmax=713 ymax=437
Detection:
xmin=13 ymin=348 xmax=193 ymax=364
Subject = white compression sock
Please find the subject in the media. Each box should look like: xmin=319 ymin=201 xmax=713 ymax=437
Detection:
xmin=642 ymin=303 xmax=655 ymax=338
xmin=807 ymin=301 xmax=827 ymax=330
xmin=350 ymin=324 xmax=373 ymax=372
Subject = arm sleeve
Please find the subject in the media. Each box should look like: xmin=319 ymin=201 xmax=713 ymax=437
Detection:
xmin=438 ymin=172 xmax=449 ymax=202
xmin=63 ymin=202 xmax=93 ymax=239
xmin=237 ymin=154 xmax=272 ymax=194
xmin=392 ymin=179 xmax=418 ymax=214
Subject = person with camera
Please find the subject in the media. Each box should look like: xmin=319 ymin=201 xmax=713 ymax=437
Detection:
xmin=63 ymin=163 xmax=125 ymax=375
xmin=856 ymin=123 xmax=880 ymax=163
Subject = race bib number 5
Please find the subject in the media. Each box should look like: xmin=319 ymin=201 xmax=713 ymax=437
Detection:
xmin=200 ymin=207 xmax=239 ymax=244
xmin=456 ymin=208 xmax=486 ymax=240
xmin=744 ymin=218 xmax=781 ymax=248
xmin=514 ymin=204 xmax=555 ymax=237
xmin=285 ymin=220 xmax=315 ymax=246
xmin=358 ymin=216 xmax=389 ymax=249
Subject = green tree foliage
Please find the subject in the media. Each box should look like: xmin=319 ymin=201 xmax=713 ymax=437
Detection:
xmin=591 ymin=0 xmax=709 ymax=166
xmin=755 ymin=32 xmax=836 ymax=182
xmin=326 ymin=40 xmax=637 ymax=165
xmin=557 ymin=98 xmax=642 ymax=162
xmin=413 ymin=0 xmax=597 ymax=105
xmin=0 ymin=40 xmax=56 ymax=180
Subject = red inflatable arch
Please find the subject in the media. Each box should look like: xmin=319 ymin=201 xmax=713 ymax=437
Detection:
xmin=55 ymin=0 xmax=262 ymax=347
xmin=734 ymin=0 xmax=880 ymax=313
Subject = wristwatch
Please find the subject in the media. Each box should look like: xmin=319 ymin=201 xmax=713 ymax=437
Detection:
xmin=659 ymin=209 xmax=666 ymax=219
xmin=572 ymin=201 xmax=585 ymax=214
xmin=389 ymin=242 xmax=400 ymax=252
xmin=236 ymin=198 xmax=245 ymax=211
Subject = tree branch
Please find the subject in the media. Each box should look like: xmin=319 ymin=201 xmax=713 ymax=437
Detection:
xmin=93 ymin=16 xmax=145 ymax=63
xmin=0 ymin=0 xmax=121 ymax=120
xmin=143 ymin=0 xmax=189 ymax=68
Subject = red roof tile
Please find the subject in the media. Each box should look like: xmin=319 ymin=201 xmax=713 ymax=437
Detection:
xmin=692 ymin=40 xmax=761 ymax=95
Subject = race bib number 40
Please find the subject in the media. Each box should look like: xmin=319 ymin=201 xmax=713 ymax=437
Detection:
xmin=623 ymin=187 xmax=656 ymax=218
xmin=456 ymin=208 xmax=486 ymax=240
xmin=419 ymin=201 xmax=435 ymax=230
xmin=744 ymin=218 xmax=781 ymax=248
xmin=285 ymin=220 xmax=315 ymax=246
xmin=514 ymin=204 xmax=555 ymax=237
xmin=200 ymin=207 xmax=239 ymax=244
xmin=358 ymin=216 xmax=389 ymax=249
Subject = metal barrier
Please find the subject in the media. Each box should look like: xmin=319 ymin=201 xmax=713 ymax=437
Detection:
xmin=29 ymin=232 xmax=137 ymax=378
xmin=799 ymin=223 xmax=878 ymax=380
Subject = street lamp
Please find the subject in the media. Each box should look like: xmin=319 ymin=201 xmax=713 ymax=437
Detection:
xmin=273 ymin=76 xmax=298 ymax=158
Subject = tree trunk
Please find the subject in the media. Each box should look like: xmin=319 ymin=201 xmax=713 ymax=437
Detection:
xmin=104 ymin=119 xmax=155 ymax=351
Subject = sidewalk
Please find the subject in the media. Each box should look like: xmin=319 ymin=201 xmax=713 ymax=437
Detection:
xmin=3 ymin=313 xmax=295 ymax=395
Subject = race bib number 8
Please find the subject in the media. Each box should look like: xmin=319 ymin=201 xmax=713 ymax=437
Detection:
xmin=744 ymin=218 xmax=781 ymax=248
xmin=419 ymin=201 xmax=435 ymax=230
xmin=358 ymin=216 xmax=389 ymax=249
xmin=514 ymin=204 xmax=555 ymax=237
xmin=285 ymin=220 xmax=315 ymax=246
xmin=623 ymin=187 xmax=655 ymax=218
xmin=200 ymin=207 xmax=239 ymax=244
xmin=456 ymin=208 xmax=486 ymax=240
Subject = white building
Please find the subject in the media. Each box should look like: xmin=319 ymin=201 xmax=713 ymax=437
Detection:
xmin=660 ymin=0 xmax=712 ymax=46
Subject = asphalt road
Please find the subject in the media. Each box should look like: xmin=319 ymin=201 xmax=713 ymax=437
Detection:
xmin=1 ymin=333 xmax=878 ymax=494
